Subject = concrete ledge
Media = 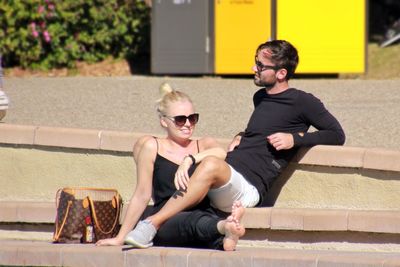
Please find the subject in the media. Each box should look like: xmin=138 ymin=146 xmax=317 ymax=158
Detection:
xmin=0 ymin=201 xmax=55 ymax=223
xmin=0 ymin=240 xmax=399 ymax=267
xmin=100 ymin=131 xmax=145 ymax=152
xmin=0 ymin=124 xmax=37 ymax=145
xmin=2 ymin=123 xmax=400 ymax=171
xmin=294 ymin=145 xmax=365 ymax=168
xmin=35 ymin=126 xmax=101 ymax=149
xmin=2 ymin=201 xmax=400 ymax=235
xmin=363 ymin=148 xmax=400 ymax=172
xmin=0 ymin=123 xmax=150 ymax=152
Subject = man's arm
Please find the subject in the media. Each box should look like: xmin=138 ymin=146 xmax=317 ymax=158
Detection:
xmin=267 ymin=93 xmax=345 ymax=151
xmin=293 ymin=94 xmax=345 ymax=147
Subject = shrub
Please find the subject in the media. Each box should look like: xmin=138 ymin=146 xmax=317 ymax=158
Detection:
xmin=0 ymin=0 xmax=150 ymax=70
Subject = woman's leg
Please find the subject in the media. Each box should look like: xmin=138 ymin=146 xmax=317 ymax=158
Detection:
xmin=149 ymin=156 xmax=232 ymax=229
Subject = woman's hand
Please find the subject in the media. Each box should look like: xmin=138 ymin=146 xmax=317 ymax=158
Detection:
xmin=95 ymin=237 xmax=124 ymax=246
xmin=174 ymin=156 xmax=193 ymax=190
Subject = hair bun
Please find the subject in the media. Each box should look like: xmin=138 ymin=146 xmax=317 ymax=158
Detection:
xmin=159 ymin=82 xmax=174 ymax=97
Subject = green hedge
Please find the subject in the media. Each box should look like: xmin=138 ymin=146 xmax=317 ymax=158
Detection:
xmin=0 ymin=0 xmax=150 ymax=70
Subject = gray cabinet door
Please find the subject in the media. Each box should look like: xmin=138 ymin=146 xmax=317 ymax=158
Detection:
xmin=151 ymin=0 xmax=214 ymax=74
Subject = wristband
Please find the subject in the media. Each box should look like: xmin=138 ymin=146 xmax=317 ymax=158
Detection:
xmin=186 ymin=154 xmax=196 ymax=165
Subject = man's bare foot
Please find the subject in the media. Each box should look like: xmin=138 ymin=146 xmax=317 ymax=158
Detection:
xmin=223 ymin=201 xmax=246 ymax=251
xmin=231 ymin=201 xmax=245 ymax=222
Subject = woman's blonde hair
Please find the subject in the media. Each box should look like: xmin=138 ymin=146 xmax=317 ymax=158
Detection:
xmin=156 ymin=83 xmax=192 ymax=116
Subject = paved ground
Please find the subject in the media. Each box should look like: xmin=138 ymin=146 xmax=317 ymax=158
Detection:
xmin=2 ymin=76 xmax=400 ymax=150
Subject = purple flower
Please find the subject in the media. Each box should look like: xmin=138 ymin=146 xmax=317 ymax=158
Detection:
xmin=43 ymin=31 xmax=51 ymax=43
xmin=48 ymin=4 xmax=55 ymax=10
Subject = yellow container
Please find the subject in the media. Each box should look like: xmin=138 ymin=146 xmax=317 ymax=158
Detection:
xmin=276 ymin=0 xmax=366 ymax=73
xmin=215 ymin=0 xmax=272 ymax=74
xmin=214 ymin=0 xmax=366 ymax=74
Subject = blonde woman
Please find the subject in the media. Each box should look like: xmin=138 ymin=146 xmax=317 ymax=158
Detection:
xmin=96 ymin=83 xmax=245 ymax=251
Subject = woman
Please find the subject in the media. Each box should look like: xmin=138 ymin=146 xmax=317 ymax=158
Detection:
xmin=96 ymin=83 xmax=245 ymax=250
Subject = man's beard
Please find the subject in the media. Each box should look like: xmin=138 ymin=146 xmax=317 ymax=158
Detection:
xmin=254 ymin=76 xmax=276 ymax=89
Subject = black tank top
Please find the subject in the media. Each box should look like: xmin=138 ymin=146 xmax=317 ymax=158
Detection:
xmin=152 ymin=138 xmax=199 ymax=207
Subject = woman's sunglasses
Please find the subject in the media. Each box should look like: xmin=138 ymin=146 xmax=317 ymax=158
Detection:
xmin=163 ymin=113 xmax=199 ymax=127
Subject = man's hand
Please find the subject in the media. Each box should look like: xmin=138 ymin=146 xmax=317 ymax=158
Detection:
xmin=228 ymin=135 xmax=242 ymax=152
xmin=267 ymin=133 xmax=294 ymax=150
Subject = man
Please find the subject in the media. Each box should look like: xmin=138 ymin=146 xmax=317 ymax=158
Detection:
xmin=125 ymin=40 xmax=345 ymax=248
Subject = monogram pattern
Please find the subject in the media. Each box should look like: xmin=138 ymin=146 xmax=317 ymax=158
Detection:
xmin=53 ymin=188 xmax=122 ymax=243
xmin=92 ymin=199 xmax=121 ymax=241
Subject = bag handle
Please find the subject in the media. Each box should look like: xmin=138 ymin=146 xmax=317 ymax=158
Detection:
xmin=88 ymin=194 xmax=121 ymax=235
xmin=53 ymin=188 xmax=71 ymax=241
xmin=53 ymin=199 xmax=72 ymax=241
xmin=63 ymin=187 xmax=119 ymax=195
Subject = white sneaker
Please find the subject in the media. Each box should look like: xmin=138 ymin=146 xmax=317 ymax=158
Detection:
xmin=124 ymin=219 xmax=156 ymax=248
xmin=0 ymin=90 xmax=9 ymax=110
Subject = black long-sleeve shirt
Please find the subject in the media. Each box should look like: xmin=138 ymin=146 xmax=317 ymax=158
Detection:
xmin=225 ymin=88 xmax=345 ymax=206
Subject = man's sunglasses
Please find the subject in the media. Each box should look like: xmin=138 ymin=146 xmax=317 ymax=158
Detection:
xmin=255 ymin=56 xmax=280 ymax=72
xmin=163 ymin=113 xmax=199 ymax=127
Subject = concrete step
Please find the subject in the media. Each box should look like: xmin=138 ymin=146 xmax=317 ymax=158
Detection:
xmin=2 ymin=201 xmax=400 ymax=235
xmin=1 ymin=240 xmax=400 ymax=267
xmin=2 ymin=201 xmax=400 ymax=255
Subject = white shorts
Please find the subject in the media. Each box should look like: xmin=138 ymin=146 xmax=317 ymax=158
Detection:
xmin=207 ymin=165 xmax=260 ymax=212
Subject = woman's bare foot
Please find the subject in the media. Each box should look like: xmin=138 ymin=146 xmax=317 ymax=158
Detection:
xmin=223 ymin=201 xmax=246 ymax=251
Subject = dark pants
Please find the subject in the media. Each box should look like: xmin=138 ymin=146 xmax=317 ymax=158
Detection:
xmin=142 ymin=206 xmax=226 ymax=250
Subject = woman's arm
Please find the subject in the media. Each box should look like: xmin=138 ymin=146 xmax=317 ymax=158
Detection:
xmin=191 ymin=136 xmax=227 ymax=162
xmin=133 ymin=135 xmax=154 ymax=163
xmin=96 ymin=137 xmax=157 ymax=246
xmin=174 ymin=137 xmax=226 ymax=190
